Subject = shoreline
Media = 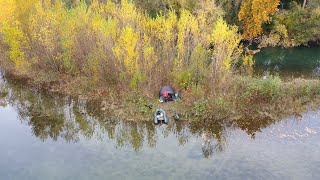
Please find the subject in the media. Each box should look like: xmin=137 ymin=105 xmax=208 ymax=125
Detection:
xmin=2 ymin=67 xmax=320 ymax=123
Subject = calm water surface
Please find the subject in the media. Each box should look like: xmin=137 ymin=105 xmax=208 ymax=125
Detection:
xmin=254 ymin=46 xmax=320 ymax=78
xmin=1 ymin=47 xmax=320 ymax=179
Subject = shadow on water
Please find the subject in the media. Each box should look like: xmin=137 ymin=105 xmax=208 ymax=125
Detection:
xmin=0 ymin=69 xmax=298 ymax=159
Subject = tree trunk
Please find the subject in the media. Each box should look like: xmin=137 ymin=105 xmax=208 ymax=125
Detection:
xmin=303 ymin=0 xmax=307 ymax=9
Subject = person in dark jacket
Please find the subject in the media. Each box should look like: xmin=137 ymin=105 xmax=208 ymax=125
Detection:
xmin=159 ymin=85 xmax=178 ymax=102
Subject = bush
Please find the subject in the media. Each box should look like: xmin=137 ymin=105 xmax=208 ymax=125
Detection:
xmin=207 ymin=96 xmax=232 ymax=120
xmin=240 ymin=76 xmax=282 ymax=102
xmin=193 ymin=98 xmax=208 ymax=116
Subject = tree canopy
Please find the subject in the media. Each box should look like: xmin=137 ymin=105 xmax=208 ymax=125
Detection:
xmin=238 ymin=0 xmax=280 ymax=39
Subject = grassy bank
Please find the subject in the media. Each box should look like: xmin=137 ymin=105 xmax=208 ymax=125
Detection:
xmin=169 ymin=76 xmax=320 ymax=122
xmin=3 ymin=68 xmax=320 ymax=123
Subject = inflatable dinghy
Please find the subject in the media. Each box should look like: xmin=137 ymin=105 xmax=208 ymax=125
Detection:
xmin=154 ymin=109 xmax=168 ymax=125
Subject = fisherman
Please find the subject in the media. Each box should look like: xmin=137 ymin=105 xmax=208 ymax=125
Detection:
xmin=159 ymin=85 xmax=178 ymax=103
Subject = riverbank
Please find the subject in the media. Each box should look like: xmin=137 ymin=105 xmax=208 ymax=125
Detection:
xmin=2 ymin=85 xmax=320 ymax=179
xmin=1 ymin=0 xmax=320 ymax=123
xmin=2 ymin=66 xmax=320 ymax=123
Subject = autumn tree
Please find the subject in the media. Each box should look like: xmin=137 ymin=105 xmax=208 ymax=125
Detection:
xmin=113 ymin=26 xmax=141 ymax=87
xmin=189 ymin=43 xmax=209 ymax=87
xmin=0 ymin=0 xmax=16 ymax=24
xmin=238 ymin=0 xmax=280 ymax=39
xmin=0 ymin=0 xmax=30 ymax=72
xmin=15 ymin=0 xmax=38 ymax=31
xmin=29 ymin=0 xmax=66 ymax=72
xmin=0 ymin=0 xmax=246 ymax=92
xmin=211 ymin=18 xmax=242 ymax=90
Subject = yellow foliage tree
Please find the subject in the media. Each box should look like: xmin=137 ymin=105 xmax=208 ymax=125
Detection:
xmin=241 ymin=54 xmax=254 ymax=75
xmin=211 ymin=18 xmax=241 ymax=83
xmin=1 ymin=25 xmax=28 ymax=71
xmin=146 ymin=10 xmax=177 ymax=65
xmin=60 ymin=1 xmax=91 ymax=72
xmin=0 ymin=0 xmax=30 ymax=72
xmin=0 ymin=0 xmax=16 ymax=24
xmin=15 ymin=0 xmax=38 ymax=31
xmin=142 ymin=35 xmax=157 ymax=77
xmin=118 ymin=0 xmax=140 ymax=27
xmin=113 ymin=26 xmax=140 ymax=76
xmin=28 ymin=0 xmax=66 ymax=72
xmin=238 ymin=0 xmax=280 ymax=39
xmin=189 ymin=43 xmax=209 ymax=86
xmin=0 ymin=0 xmax=246 ymax=92
xmin=29 ymin=0 xmax=65 ymax=55
xmin=176 ymin=9 xmax=198 ymax=68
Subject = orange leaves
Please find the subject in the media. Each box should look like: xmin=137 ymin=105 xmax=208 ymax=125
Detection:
xmin=239 ymin=0 xmax=280 ymax=39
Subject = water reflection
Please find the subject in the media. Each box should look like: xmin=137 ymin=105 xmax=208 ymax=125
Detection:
xmin=0 ymin=72 xmax=297 ymax=158
xmin=254 ymin=47 xmax=320 ymax=78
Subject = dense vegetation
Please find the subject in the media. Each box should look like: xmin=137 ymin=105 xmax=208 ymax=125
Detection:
xmin=259 ymin=0 xmax=320 ymax=47
xmin=0 ymin=0 xmax=320 ymax=121
xmin=0 ymin=0 xmax=249 ymax=94
xmin=129 ymin=0 xmax=320 ymax=46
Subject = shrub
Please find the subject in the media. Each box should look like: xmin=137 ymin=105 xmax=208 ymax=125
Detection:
xmin=241 ymin=76 xmax=282 ymax=102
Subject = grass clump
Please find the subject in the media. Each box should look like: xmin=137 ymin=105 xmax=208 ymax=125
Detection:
xmin=176 ymin=76 xmax=320 ymax=123
xmin=239 ymin=76 xmax=282 ymax=102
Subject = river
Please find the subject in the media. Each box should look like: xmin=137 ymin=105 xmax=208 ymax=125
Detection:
xmin=254 ymin=46 xmax=320 ymax=78
xmin=1 ymin=47 xmax=320 ymax=179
